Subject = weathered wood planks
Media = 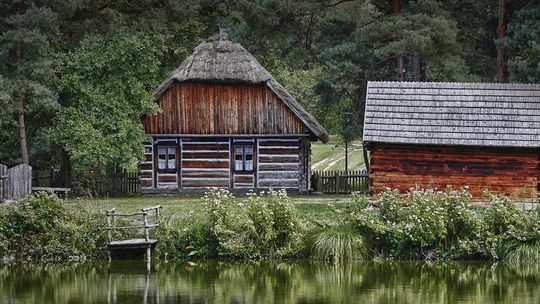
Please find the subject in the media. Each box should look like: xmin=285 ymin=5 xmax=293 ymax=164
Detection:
xmin=368 ymin=143 xmax=539 ymax=198
xmin=181 ymin=138 xmax=231 ymax=188
xmin=139 ymin=136 xmax=310 ymax=192
xmin=0 ymin=164 xmax=32 ymax=202
xmin=143 ymin=82 xmax=307 ymax=136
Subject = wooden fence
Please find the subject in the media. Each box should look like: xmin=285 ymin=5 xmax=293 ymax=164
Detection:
xmin=311 ymin=170 xmax=369 ymax=194
xmin=0 ymin=164 xmax=32 ymax=202
xmin=87 ymin=170 xmax=139 ymax=197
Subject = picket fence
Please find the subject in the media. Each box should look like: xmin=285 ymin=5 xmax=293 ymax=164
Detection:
xmin=311 ymin=170 xmax=369 ymax=194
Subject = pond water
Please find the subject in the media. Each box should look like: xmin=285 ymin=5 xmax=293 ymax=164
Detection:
xmin=1 ymin=260 xmax=539 ymax=303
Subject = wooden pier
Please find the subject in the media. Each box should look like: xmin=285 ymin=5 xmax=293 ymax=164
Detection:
xmin=106 ymin=205 xmax=161 ymax=260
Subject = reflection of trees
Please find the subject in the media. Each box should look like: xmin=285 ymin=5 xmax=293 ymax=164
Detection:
xmin=0 ymin=261 xmax=539 ymax=303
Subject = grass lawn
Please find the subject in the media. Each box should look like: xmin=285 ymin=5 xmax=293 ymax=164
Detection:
xmin=311 ymin=135 xmax=364 ymax=171
xmin=65 ymin=194 xmax=353 ymax=228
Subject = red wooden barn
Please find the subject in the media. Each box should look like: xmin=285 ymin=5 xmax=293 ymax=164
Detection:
xmin=363 ymin=81 xmax=540 ymax=198
xmin=139 ymin=32 xmax=328 ymax=194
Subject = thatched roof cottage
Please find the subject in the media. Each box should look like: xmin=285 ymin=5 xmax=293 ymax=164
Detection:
xmin=139 ymin=31 xmax=328 ymax=193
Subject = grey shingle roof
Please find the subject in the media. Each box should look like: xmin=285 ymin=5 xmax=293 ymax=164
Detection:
xmin=363 ymin=81 xmax=540 ymax=148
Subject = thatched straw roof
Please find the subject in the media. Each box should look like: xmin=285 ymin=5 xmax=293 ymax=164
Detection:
xmin=153 ymin=31 xmax=329 ymax=143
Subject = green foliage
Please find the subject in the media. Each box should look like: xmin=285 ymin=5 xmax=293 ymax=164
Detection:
xmin=310 ymin=224 xmax=366 ymax=263
xmin=0 ymin=192 xmax=106 ymax=261
xmin=51 ymin=31 xmax=162 ymax=177
xmin=0 ymin=3 xmax=60 ymax=166
xmin=506 ymin=1 xmax=540 ymax=83
xmin=155 ymin=213 xmax=215 ymax=260
xmin=347 ymin=188 xmax=536 ymax=260
xmin=501 ymin=238 xmax=540 ymax=266
xmin=202 ymin=188 xmax=303 ymax=258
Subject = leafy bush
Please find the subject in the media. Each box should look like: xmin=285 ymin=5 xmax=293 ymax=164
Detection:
xmin=155 ymin=213 xmax=215 ymax=260
xmin=201 ymin=188 xmax=303 ymax=259
xmin=0 ymin=192 xmax=106 ymax=262
xmin=347 ymin=188 xmax=536 ymax=260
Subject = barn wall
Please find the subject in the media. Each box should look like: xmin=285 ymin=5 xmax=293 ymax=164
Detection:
xmin=143 ymin=82 xmax=307 ymax=135
xmin=368 ymin=143 xmax=539 ymax=198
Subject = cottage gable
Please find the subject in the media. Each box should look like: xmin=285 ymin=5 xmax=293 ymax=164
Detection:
xmin=143 ymin=82 xmax=306 ymax=135
xmin=149 ymin=31 xmax=328 ymax=143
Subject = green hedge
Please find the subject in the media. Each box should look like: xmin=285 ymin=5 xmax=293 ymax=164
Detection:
xmin=1 ymin=189 xmax=538 ymax=264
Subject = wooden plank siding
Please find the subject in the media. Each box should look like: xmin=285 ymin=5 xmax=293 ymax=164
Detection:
xmin=143 ymin=82 xmax=308 ymax=136
xmin=257 ymin=138 xmax=301 ymax=189
xmin=181 ymin=138 xmax=231 ymax=189
xmin=368 ymin=143 xmax=539 ymax=198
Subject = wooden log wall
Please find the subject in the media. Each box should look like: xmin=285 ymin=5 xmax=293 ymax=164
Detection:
xmin=143 ymin=82 xmax=307 ymax=136
xmin=140 ymin=143 xmax=154 ymax=189
xmin=138 ymin=136 xmax=310 ymax=192
xmin=257 ymin=138 xmax=302 ymax=189
xmin=181 ymin=138 xmax=230 ymax=189
xmin=368 ymin=143 xmax=539 ymax=198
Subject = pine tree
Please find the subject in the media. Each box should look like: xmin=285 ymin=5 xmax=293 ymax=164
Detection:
xmin=0 ymin=1 xmax=59 ymax=165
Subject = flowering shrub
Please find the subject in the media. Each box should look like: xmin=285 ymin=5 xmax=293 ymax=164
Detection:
xmin=201 ymin=188 xmax=303 ymax=258
xmin=347 ymin=187 xmax=534 ymax=260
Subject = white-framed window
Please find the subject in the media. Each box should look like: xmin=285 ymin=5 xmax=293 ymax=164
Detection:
xmin=234 ymin=144 xmax=254 ymax=172
xmin=158 ymin=146 xmax=176 ymax=171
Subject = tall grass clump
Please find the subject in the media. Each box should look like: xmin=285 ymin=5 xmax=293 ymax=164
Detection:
xmin=310 ymin=224 xmax=366 ymax=263
xmin=502 ymin=238 xmax=540 ymax=265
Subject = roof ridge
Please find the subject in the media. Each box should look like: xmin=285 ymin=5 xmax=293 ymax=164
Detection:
xmin=368 ymin=81 xmax=540 ymax=87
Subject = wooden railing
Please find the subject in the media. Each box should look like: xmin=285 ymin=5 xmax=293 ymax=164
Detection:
xmin=311 ymin=170 xmax=369 ymax=194
xmin=106 ymin=205 xmax=162 ymax=243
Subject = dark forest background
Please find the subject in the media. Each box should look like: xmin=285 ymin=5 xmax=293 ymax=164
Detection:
xmin=1 ymin=0 xmax=539 ymax=185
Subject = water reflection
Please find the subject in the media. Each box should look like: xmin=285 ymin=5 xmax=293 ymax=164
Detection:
xmin=0 ymin=260 xmax=538 ymax=303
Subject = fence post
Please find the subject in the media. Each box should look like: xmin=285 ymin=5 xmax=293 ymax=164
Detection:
xmin=334 ymin=171 xmax=339 ymax=194
xmin=143 ymin=211 xmax=149 ymax=242
xmin=0 ymin=164 xmax=7 ymax=201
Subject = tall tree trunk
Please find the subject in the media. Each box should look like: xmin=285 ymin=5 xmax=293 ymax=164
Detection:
xmin=496 ymin=0 xmax=507 ymax=83
xmin=412 ymin=53 xmax=422 ymax=81
xmin=17 ymin=94 xmax=29 ymax=165
xmin=15 ymin=2 xmax=29 ymax=165
xmin=394 ymin=0 xmax=405 ymax=81
xmin=60 ymin=149 xmax=72 ymax=187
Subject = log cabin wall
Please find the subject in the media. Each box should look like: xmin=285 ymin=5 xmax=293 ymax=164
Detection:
xmin=143 ymin=82 xmax=307 ymax=136
xmin=368 ymin=143 xmax=539 ymax=198
xmin=257 ymin=138 xmax=302 ymax=189
xmin=140 ymin=143 xmax=154 ymax=188
xmin=139 ymin=136 xmax=309 ymax=192
xmin=181 ymin=138 xmax=231 ymax=189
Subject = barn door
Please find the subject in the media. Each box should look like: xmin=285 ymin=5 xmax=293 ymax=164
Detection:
xmin=155 ymin=139 xmax=179 ymax=189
